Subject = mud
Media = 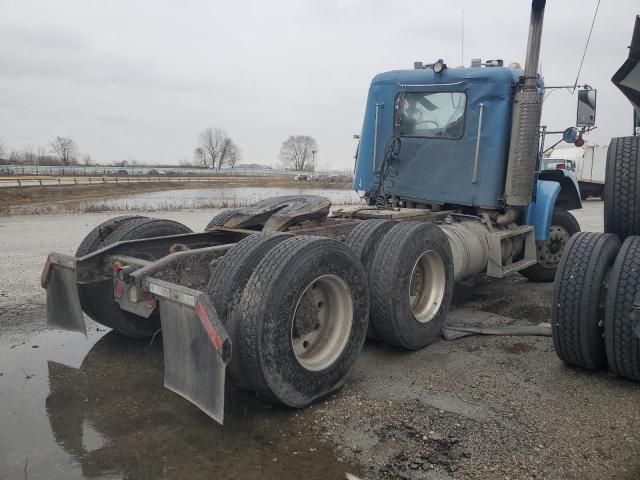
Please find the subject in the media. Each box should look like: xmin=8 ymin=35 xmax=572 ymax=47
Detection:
xmin=1 ymin=200 xmax=639 ymax=480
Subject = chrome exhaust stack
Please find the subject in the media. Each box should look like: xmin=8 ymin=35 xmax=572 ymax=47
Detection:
xmin=504 ymin=0 xmax=546 ymax=207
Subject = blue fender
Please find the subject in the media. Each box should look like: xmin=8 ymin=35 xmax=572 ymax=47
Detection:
xmin=537 ymin=169 xmax=582 ymax=211
xmin=525 ymin=180 xmax=560 ymax=241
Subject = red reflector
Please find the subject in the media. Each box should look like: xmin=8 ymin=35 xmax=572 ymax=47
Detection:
xmin=195 ymin=303 xmax=223 ymax=350
xmin=41 ymin=258 xmax=52 ymax=288
xmin=144 ymin=297 xmax=157 ymax=309
xmin=114 ymin=279 xmax=126 ymax=298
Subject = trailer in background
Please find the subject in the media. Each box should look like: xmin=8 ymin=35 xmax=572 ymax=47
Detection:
xmin=544 ymin=144 xmax=607 ymax=199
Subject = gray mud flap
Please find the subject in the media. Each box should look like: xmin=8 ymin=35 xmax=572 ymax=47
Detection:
xmin=42 ymin=254 xmax=87 ymax=336
xmin=148 ymin=278 xmax=231 ymax=424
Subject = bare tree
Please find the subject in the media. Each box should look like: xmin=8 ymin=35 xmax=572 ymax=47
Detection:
xmin=0 ymin=139 xmax=6 ymax=161
xmin=22 ymin=145 xmax=36 ymax=166
xmin=50 ymin=136 xmax=79 ymax=166
xmin=8 ymin=150 xmax=21 ymax=164
xmin=82 ymin=154 xmax=93 ymax=166
xmin=197 ymin=127 xmax=226 ymax=169
xmin=197 ymin=127 xmax=240 ymax=170
xmin=227 ymin=142 xmax=241 ymax=168
xmin=193 ymin=146 xmax=207 ymax=167
xmin=279 ymin=135 xmax=318 ymax=171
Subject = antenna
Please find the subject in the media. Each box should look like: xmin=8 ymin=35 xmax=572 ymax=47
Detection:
xmin=461 ymin=10 xmax=465 ymax=66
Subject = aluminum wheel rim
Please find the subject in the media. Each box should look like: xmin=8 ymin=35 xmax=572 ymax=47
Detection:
xmin=291 ymin=274 xmax=353 ymax=371
xmin=537 ymin=225 xmax=571 ymax=268
xmin=409 ymin=250 xmax=446 ymax=323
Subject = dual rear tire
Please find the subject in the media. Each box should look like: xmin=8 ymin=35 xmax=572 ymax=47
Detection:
xmin=75 ymin=216 xmax=193 ymax=338
xmin=552 ymin=232 xmax=640 ymax=381
xmin=207 ymin=219 xmax=455 ymax=407
xmin=208 ymin=233 xmax=369 ymax=407
xmin=553 ymin=136 xmax=640 ymax=380
xmin=347 ymin=220 xmax=455 ymax=350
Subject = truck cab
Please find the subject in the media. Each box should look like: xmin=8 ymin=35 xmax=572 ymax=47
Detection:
xmin=353 ymin=63 xmax=581 ymax=215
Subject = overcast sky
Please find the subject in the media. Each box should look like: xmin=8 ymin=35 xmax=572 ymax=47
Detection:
xmin=0 ymin=0 xmax=637 ymax=169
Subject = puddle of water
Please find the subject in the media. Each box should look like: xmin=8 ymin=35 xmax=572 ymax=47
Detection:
xmin=90 ymin=187 xmax=362 ymax=210
xmin=0 ymin=326 xmax=359 ymax=480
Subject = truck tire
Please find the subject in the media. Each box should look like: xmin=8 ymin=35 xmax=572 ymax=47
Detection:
xmin=344 ymin=219 xmax=396 ymax=340
xmin=369 ymin=222 xmax=454 ymax=350
xmin=76 ymin=215 xmax=147 ymax=327
xmin=551 ymin=232 xmax=620 ymax=370
xmin=604 ymin=236 xmax=640 ymax=381
xmin=90 ymin=218 xmax=193 ymax=338
xmin=206 ymin=232 xmax=290 ymax=385
xmin=204 ymin=208 xmax=241 ymax=230
xmin=604 ymin=136 xmax=640 ymax=241
xmin=238 ymin=236 xmax=369 ymax=407
xmin=521 ymin=209 xmax=580 ymax=282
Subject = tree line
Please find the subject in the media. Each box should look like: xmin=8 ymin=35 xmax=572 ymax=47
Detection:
xmin=0 ymin=136 xmax=91 ymax=167
xmin=0 ymin=130 xmax=320 ymax=171
xmin=193 ymin=127 xmax=319 ymax=172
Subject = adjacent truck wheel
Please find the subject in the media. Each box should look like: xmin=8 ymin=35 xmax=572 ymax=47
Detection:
xmin=89 ymin=218 xmax=193 ymax=338
xmin=206 ymin=232 xmax=290 ymax=385
xmin=551 ymin=232 xmax=620 ymax=370
xmin=237 ymin=236 xmax=369 ymax=407
xmin=604 ymin=136 xmax=640 ymax=241
xmin=369 ymin=222 xmax=454 ymax=350
xmin=521 ymin=209 xmax=580 ymax=282
xmin=204 ymin=208 xmax=241 ymax=230
xmin=76 ymin=215 xmax=147 ymax=327
xmin=344 ymin=219 xmax=396 ymax=341
xmin=605 ymin=235 xmax=640 ymax=381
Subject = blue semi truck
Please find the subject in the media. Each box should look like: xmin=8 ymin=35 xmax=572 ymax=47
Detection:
xmin=42 ymin=0 xmax=635 ymax=423
xmin=352 ymin=54 xmax=585 ymax=283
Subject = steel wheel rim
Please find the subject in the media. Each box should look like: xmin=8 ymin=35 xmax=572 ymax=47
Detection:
xmin=409 ymin=250 xmax=446 ymax=323
xmin=291 ymin=274 xmax=353 ymax=371
xmin=537 ymin=225 xmax=571 ymax=268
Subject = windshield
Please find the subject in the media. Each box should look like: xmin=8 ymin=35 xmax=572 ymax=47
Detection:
xmin=395 ymin=91 xmax=466 ymax=139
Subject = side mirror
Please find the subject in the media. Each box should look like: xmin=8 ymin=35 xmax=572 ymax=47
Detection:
xmin=562 ymin=127 xmax=579 ymax=143
xmin=577 ymin=89 xmax=597 ymax=127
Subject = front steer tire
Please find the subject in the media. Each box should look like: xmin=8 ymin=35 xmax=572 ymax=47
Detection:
xmin=369 ymin=222 xmax=454 ymax=350
xmin=551 ymin=232 xmax=620 ymax=370
xmin=238 ymin=236 xmax=369 ymax=407
xmin=521 ymin=209 xmax=580 ymax=282
xmin=605 ymin=235 xmax=640 ymax=381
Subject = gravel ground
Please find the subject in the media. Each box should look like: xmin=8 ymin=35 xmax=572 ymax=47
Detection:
xmin=0 ymin=200 xmax=638 ymax=480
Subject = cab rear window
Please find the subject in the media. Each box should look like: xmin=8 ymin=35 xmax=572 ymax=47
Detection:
xmin=395 ymin=92 xmax=466 ymax=139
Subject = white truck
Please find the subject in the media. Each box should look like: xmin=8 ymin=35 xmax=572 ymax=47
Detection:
xmin=544 ymin=144 xmax=607 ymax=199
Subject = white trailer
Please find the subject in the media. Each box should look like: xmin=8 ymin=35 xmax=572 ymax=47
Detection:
xmin=544 ymin=145 xmax=607 ymax=199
